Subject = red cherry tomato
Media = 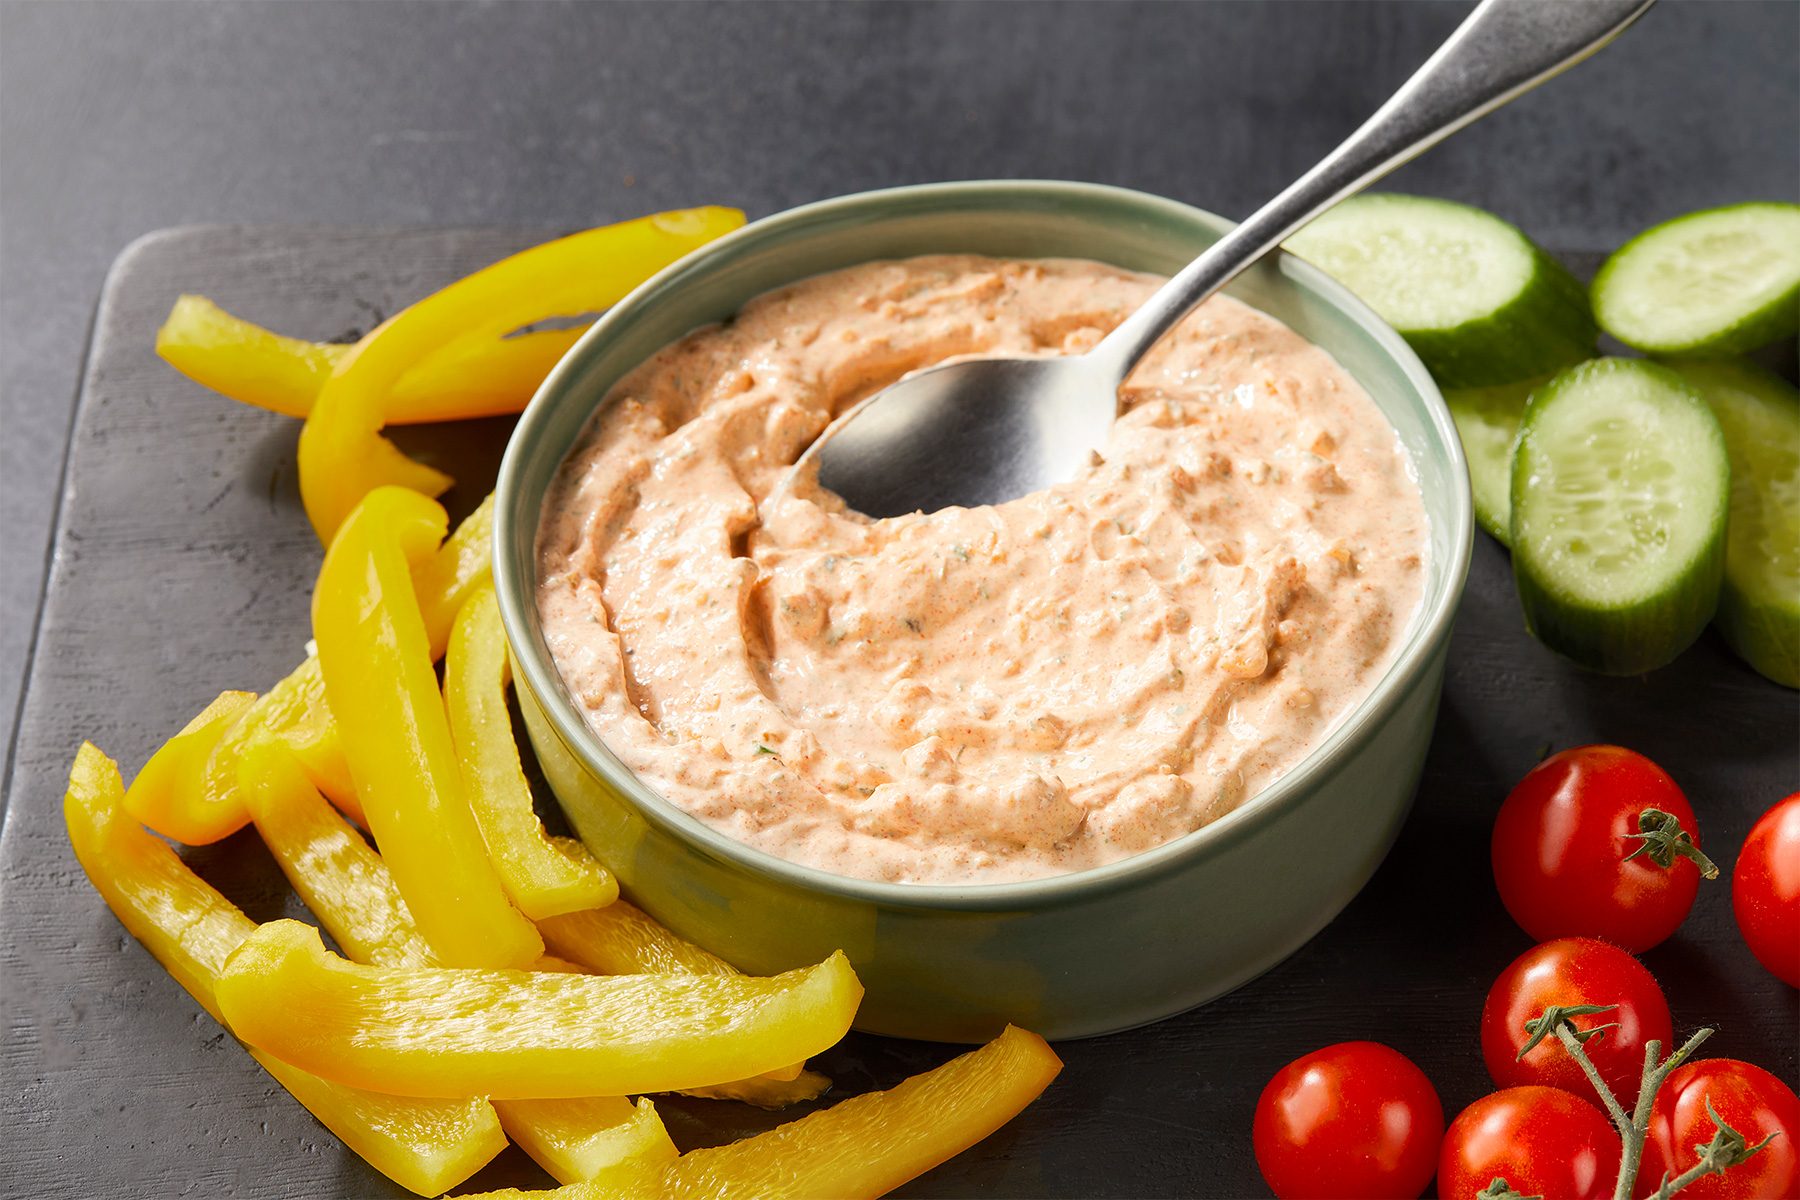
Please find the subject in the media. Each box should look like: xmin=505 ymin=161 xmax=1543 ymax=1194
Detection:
xmin=1639 ymin=1059 xmax=1800 ymax=1200
xmin=1481 ymin=937 xmax=1673 ymax=1104
xmin=1733 ymin=793 xmax=1800 ymax=988
xmin=1439 ymin=1086 xmax=1619 ymax=1200
xmin=1252 ymin=1041 xmax=1445 ymax=1199
xmin=1492 ymin=745 xmax=1712 ymax=952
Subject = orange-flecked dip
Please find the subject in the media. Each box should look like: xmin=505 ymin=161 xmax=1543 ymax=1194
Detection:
xmin=536 ymin=256 xmax=1426 ymax=884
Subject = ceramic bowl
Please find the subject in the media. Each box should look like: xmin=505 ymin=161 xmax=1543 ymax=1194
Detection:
xmin=494 ymin=181 xmax=1472 ymax=1042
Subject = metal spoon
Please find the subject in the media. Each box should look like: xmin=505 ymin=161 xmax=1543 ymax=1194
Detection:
xmin=802 ymin=0 xmax=1653 ymax=518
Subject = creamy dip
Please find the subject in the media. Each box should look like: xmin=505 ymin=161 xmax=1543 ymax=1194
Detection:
xmin=536 ymin=255 xmax=1426 ymax=884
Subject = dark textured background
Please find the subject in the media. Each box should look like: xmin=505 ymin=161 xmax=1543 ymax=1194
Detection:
xmin=2 ymin=3 xmax=1797 ymax=1198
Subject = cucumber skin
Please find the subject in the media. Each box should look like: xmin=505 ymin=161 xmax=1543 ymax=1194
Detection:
xmin=1513 ymin=526 xmax=1724 ymax=676
xmin=1510 ymin=360 xmax=1729 ymax=676
xmin=1410 ymin=248 xmax=1598 ymax=390
xmin=1667 ymin=358 xmax=1800 ymax=688
xmin=1445 ymin=376 xmax=1547 ymax=547
xmin=1718 ymin=588 xmax=1800 ymax=688
xmin=1290 ymin=194 xmax=1598 ymax=389
xmin=1593 ymin=203 xmax=1800 ymax=357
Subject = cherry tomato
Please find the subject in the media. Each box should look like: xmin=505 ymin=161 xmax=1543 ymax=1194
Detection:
xmin=1481 ymin=937 xmax=1673 ymax=1104
xmin=1252 ymin=1041 xmax=1445 ymax=1199
xmin=1492 ymin=745 xmax=1712 ymax=952
xmin=1733 ymin=793 xmax=1800 ymax=988
xmin=1439 ymin=1086 xmax=1618 ymax=1200
xmin=1639 ymin=1059 xmax=1800 ymax=1200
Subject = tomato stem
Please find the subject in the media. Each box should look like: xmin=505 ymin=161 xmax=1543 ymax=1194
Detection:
xmin=1478 ymin=1179 xmax=1543 ymax=1200
xmin=1623 ymin=808 xmax=1720 ymax=878
xmin=1551 ymin=1022 xmax=1631 ymax=1129
xmin=1644 ymin=1099 xmax=1777 ymax=1199
xmin=1609 ymin=1028 xmax=1713 ymax=1200
xmin=1522 ymin=1004 xmax=1744 ymax=1200
xmin=1519 ymin=1002 xmax=1619 ymax=1060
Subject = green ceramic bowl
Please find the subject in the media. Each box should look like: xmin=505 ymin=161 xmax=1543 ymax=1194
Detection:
xmin=495 ymin=181 xmax=1472 ymax=1042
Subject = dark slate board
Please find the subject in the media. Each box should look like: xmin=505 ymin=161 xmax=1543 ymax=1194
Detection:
xmin=1 ymin=227 xmax=1795 ymax=1200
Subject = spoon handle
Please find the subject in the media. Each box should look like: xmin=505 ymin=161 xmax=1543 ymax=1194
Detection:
xmin=1092 ymin=0 xmax=1654 ymax=380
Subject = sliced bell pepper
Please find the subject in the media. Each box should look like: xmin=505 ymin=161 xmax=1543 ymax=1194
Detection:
xmin=240 ymin=742 xmax=573 ymax=973
xmin=531 ymin=954 xmax=588 ymax=974
xmin=391 ymin=324 xmax=587 ymax=421
xmin=64 ymin=742 xmax=507 ymax=1197
xmin=249 ymin=1055 xmax=502 ymax=1198
xmin=122 ymin=691 xmax=257 ymax=842
xmin=537 ymin=902 xmax=824 ymax=1103
xmin=313 ymin=486 xmax=541 ymax=968
xmin=446 ymin=579 xmax=617 ymax=919
xmin=409 ymin=489 xmax=498 ymax=659
xmin=460 ymin=1026 xmax=1064 ymax=1200
xmin=297 ymin=207 xmax=745 ymax=541
xmin=538 ymin=901 xmax=740 ymax=976
xmin=202 ymin=654 xmax=364 ymax=833
xmin=141 ymin=492 xmax=497 ymax=846
xmin=157 ymin=294 xmax=587 ymax=423
xmin=498 ymin=1097 xmax=677 ymax=1186
xmin=74 ymin=740 xmax=256 ymax=1018
xmin=680 ymin=1069 xmax=833 ymax=1109
xmin=215 ymin=919 xmax=862 ymax=1100
xmin=236 ymin=744 xmax=678 ymax=1181
xmin=238 ymin=740 xmax=437 ymax=969
xmin=155 ymin=295 xmax=342 ymax=419
xmin=239 ymin=742 xmax=807 ymax=1112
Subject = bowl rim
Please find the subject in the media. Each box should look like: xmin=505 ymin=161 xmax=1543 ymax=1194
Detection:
xmin=495 ymin=178 xmax=1472 ymax=913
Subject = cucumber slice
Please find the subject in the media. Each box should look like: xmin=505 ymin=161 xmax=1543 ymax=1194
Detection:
xmin=1444 ymin=376 xmax=1552 ymax=546
xmin=1510 ymin=359 xmax=1729 ymax=675
xmin=1286 ymin=193 xmax=1596 ymax=389
xmin=1592 ymin=203 xmax=1800 ymax=356
xmin=1667 ymin=358 xmax=1800 ymax=687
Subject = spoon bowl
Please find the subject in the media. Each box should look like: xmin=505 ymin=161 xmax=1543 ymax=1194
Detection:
xmin=806 ymin=355 xmax=1118 ymax=518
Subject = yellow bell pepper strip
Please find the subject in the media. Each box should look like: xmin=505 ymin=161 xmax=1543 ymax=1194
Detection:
xmin=235 ymin=744 xmax=679 ymax=1183
xmin=499 ymin=1097 xmax=678 ymax=1186
xmin=202 ymin=654 xmax=365 ymax=834
xmin=242 ymin=742 xmax=575 ymax=974
xmin=460 ymin=1025 xmax=1064 ymax=1200
xmin=238 ymin=761 xmax=789 ymax=1121
xmin=411 ymin=489 xmax=497 ymax=659
xmin=215 ymin=919 xmax=863 ymax=1100
xmin=531 ymin=953 xmax=589 ymax=974
xmin=761 ymin=1062 xmax=807 ymax=1084
xmin=156 ymin=294 xmax=340 ymax=419
xmin=391 ymin=325 xmax=587 ymax=421
xmin=157 ymin=294 xmax=587 ymax=423
xmin=538 ymin=900 xmax=738 ymax=976
xmin=446 ymin=580 xmax=617 ymax=919
xmin=249 ymin=1055 xmax=505 ymax=1198
xmin=239 ymin=741 xmax=437 ymax=968
xmin=241 ymin=746 xmax=564 ymax=983
xmin=63 ymin=742 xmax=508 ymax=1197
xmin=536 ymin=902 xmax=825 ymax=1103
xmin=127 ymin=665 xmax=358 ymax=845
xmin=73 ymin=741 xmax=256 ymax=1016
xmin=681 ymin=1069 xmax=833 ymax=1109
xmin=121 ymin=691 xmax=257 ymax=842
xmin=313 ymin=486 xmax=542 ymax=968
xmin=297 ymin=207 xmax=746 ymax=541
xmin=152 ymin=491 xmax=498 ymax=846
